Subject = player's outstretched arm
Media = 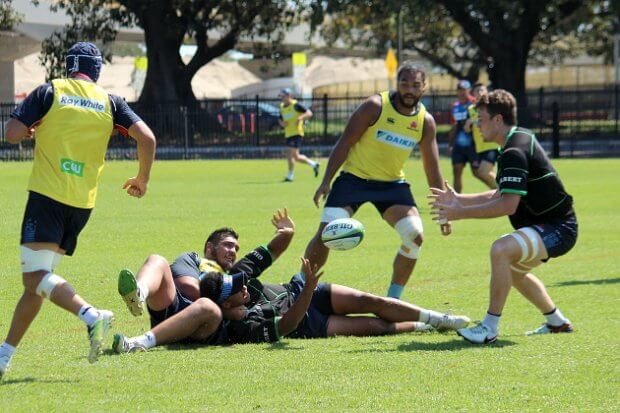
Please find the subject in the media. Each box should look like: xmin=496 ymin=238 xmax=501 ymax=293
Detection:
xmin=267 ymin=208 xmax=295 ymax=259
xmin=123 ymin=121 xmax=156 ymax=198
xmin=277 ymin=258 xmax=323 ymax=337
xmin=313 ymin=96 xmax=381 ymax=207
xmin=430 ymin=191 xmax=519 ymax=221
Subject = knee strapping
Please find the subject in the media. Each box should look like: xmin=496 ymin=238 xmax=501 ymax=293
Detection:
xmin=508 ymin=227 xmax=543 ymax=263
xmin=35 ymin=272 xmax=66 ymax=298
xmin=395 ymin=215 xmax=423 ymax=259
xmin=20 ymin=246 xmax=55 ymax=273
xmin=321 ymin=207 xmax=351 ymax=223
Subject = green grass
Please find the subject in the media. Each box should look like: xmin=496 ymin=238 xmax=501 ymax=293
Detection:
xmin=0 ymin=158 xmax=619 ymax=412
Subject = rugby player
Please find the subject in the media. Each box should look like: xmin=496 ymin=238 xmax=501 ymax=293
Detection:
xmin=430 ymin=89 xmax=576 ymax=344
xmin=0 ymin=42 xmax=155 ymax=379
xmin=306 ymin=62 xmax=451 ymax=300
xmin=279 ymin=88 xmax=319 ymax=182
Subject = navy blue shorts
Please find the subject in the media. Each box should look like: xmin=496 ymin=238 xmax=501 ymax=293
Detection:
xmin=288 ymin=274 xmax=333 ymax=338
xmin=20 ymin=191 xmax=92 ymax=256
xmin=325 ymin=172 xmax=416 ymax=215
xmin=477 ymin=149 xmax=499 ymax=165
xmin=452 ymin=144 xmax=480 ymax=167
xmin=148 ymin=288 xmax=193 ymax=328
xmin=530 ymin=213 xmax=578 ymax=260
xmin=285 ymin=136 xmax=302 ymax=148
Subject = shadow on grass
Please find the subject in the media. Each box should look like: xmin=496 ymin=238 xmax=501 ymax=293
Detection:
xmin=1 ymin=377 xmax=79 ymax=386
xmin=263 ymin=341 xmax=304 ymax=351
xmin=553 ymin=277 xmax=620 ymax=287
xmin=346 ymin=338 xmax=516 ymax=353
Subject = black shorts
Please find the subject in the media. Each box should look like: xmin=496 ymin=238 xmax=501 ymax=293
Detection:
xmin=20 ymin=191 xmax=92 ymax=256
xmin=451 ymin=145 xmax=480 ymax=167
xmin=530 ymin=213 xmax=578 ymax=260
xmin=477 ymin=149 xmax=499 ymax=165
xmin=285 ymin=136 xmax=302 ymax=148
xmin=147 ymin=288 xmax=193 ymax=328
xmin=325 ymin=172 xmax=416 ymax=215
xmin=288 ymin=274 xmax=333 ymax=339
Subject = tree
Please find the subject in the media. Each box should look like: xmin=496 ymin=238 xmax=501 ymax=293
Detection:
xmin=38 ymin=0 xmax=306 ymax=105
xmin=0 ymin=0 xmax=23 ymax=30
xmin=315 ymin=0 xmax=618 ymax=119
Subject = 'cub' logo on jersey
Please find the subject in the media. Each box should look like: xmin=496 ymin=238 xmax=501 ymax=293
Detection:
xmin=60 ymin=158 xmax=85 ymax=177
xmin=375 ymin=130 xmax=415 ymax=149
xmin=59 ymin=95 xmax=106 ymax=112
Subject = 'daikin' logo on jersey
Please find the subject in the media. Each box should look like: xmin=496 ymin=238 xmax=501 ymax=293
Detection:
xmin=375 ymin=130 xmax=415 ymax=149
xmin=58 ymin=95 xmax=106 ymax=113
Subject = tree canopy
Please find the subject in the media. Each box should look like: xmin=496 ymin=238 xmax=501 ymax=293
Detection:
xmin=38 ymin=0 xmax=308 ymax=104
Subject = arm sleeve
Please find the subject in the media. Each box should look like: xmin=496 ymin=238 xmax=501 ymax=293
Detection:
xmin=498 ymin=148 xmax=529 ymax=196
xmin=294 ymin=102 xmax=308 ymax=113
xmin=227 ymin=317 xmax=282 ymax=343
xmin=170 ymin=252 xmax=202 ymax=280
xmin=228 ymin=246 xmax=274 ymax=278
xmin=10 ymin=84 xmax=53 ymax=127
xmin=109 ymin=94 xmax=142 ymax=136
xmin=450 ymin=103 xmax=457 ymax=125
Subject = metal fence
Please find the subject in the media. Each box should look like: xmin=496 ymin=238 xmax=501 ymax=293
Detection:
xmin=1 ymin=85 xmax=619 ymax=160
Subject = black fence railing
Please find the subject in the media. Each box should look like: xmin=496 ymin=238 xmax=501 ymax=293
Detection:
xmin=1 ymin=85 xmax=619 ymax=160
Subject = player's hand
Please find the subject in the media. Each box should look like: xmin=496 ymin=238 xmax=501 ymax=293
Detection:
xmin=429 ymin=181 xmax=461 ymax=222
xmin=313 ymin=182 xmax=331 ymax=208
xmin=271 ymin=208 xmax=295 ymax=234
xmin=122 ymin=176 xmax=148 ymax=198
xmin=300 ymin=257 xmax=323 ymax=288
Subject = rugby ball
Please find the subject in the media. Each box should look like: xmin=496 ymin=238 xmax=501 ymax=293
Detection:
xmin=321 ymin=218 xmax=365 ymax=251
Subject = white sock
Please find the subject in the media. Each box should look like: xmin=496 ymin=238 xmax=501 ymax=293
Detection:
xmin=544 ymin=308 xmax=569 ymax=327
xmin=0 ymin=342 xmax=16 ymax=359
xmin=78 ymin=305 xmax=100 ymax=327
xmin=308 ymin=160 xmax=317 ymax=167
xmin=483 ymin=312 xmax=501 ymax=333
xmin=131 ymin=331 xmax=157 ymax=349
xmin=286 ymin=172 xmax=294 ymax=180
xmin=418 ymin=309 xmax=443 ymax=325
xmin=137 ymin=281 xmax=149 ymax=300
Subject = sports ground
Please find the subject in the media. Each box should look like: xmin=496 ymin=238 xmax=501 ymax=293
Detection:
xmin=0 ymin=158 xmax=618 ymax=411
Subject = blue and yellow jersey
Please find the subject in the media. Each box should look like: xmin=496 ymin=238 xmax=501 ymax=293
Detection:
xmin=28 ymin=78 xmax=114 ymax=208
xmin=468 ymin=105 xmax=500 ymax=153
xmin=280 ymin=99 xmax=305 ymax=138
xmin=343 ymin=91 xmax=426 ymax=181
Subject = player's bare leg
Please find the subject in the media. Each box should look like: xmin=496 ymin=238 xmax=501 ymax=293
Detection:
xmin=452 ymin=163 xmax=465 ymax=193
xmin=383 ymin=205 xmax=423 ymax=299
xmin=473 ymin=161 xmax=497 ymax=189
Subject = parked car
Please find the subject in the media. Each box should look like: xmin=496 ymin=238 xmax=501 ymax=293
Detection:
xmin=216 ymin=101 xmax=281 ymax=133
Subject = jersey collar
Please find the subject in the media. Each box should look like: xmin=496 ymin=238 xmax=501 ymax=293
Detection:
xmin=499 ymin=126 xmax=518 ymax=154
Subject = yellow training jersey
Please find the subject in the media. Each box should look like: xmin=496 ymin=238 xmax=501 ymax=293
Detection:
xmin=28 ymin=78 xmax=114 ymax=209
xmin=468 ymin=105 xmax=500 ymax=153
xmin=343 ymin=91 xmax=426 ymax=181
xmin=280 ymin=99 xmax=304 ymax=138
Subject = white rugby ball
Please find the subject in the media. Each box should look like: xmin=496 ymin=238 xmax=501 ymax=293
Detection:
xmin=321 ymin=218 xmax=365 ymax=251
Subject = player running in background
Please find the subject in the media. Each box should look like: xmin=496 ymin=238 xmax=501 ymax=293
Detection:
xmin=448 ymin=80 xmax=479 ymax=193
xmin=307 ymin=62 xmax=451 ymax=300
xmin=430 ymin=89 xmax=576 ymax=344
xmin=0 ymin=42 xmax=156 ymax=379
xmin=278 ymin=88 xmax=320 ymax=182
xmin=464 ymin=83 xmax=499 ymax=189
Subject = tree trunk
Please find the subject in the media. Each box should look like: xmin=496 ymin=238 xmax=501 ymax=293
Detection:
xmin=137 ymin=5 xmax=196 ymax=105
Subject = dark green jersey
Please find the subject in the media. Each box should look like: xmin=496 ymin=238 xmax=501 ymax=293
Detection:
xmin=497 ymin=126 xmax=574 ymax=229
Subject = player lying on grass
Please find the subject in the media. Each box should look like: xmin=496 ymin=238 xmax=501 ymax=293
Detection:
xmin=113 ymin=210 xmax=470 ymax=351
xmin=429 ymin=89 xmax=576 ymax=345
xmin=110 ymin=209 xmax=295 ymax=352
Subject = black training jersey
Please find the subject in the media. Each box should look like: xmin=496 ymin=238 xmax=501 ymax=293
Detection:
xmin=497 ymin=126 xmax=574 ymax=229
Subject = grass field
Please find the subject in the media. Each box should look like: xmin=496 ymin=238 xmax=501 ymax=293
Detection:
xmin=0 ymin=158 xmax=618 ymax=412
